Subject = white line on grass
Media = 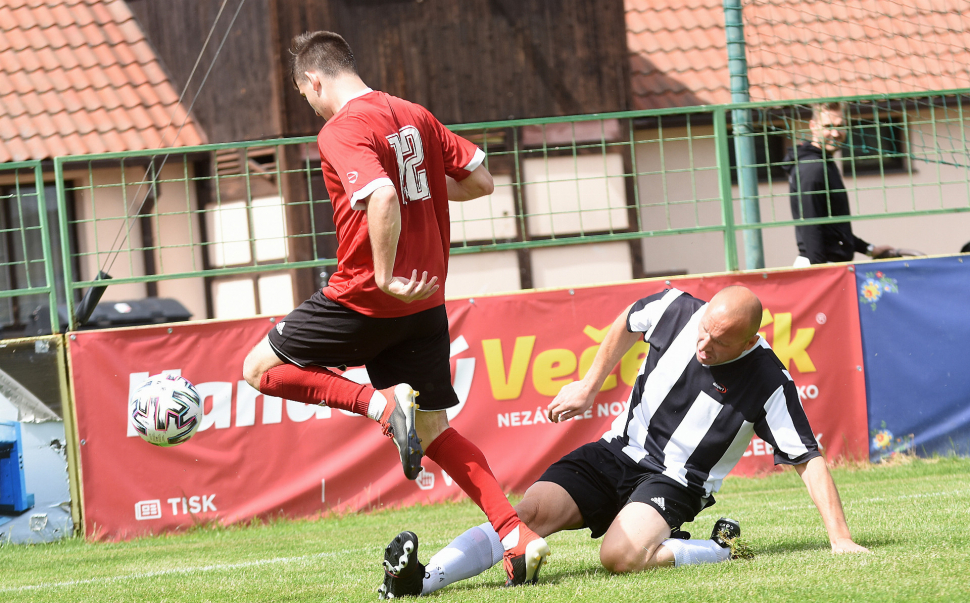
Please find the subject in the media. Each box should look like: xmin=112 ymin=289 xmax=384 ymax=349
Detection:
xmin=9 ymin=485 xmax=968 ymax=593
xmin=0 ymin=550 xmax=344 ymax=593
xmin=697 ymin=486 xmax=970 ymax=518
xmin=772 ymin=486 xmax=970 ymax=511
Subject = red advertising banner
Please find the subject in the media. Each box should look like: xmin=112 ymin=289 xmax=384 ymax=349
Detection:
xmin=69 ymin=266 xmax=867 ymax=540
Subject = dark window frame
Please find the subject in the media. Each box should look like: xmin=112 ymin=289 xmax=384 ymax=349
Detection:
xmin=728 ymin=125 xmax=790 ymax=185
xmin=842 ymin=113 xmax=908 ymax=176
xmin=0 ymin=179 xmax=78 ymax=335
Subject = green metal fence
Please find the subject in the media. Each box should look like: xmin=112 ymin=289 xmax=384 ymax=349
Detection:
xmin=0 ymin=161 xmax=59 ymax=333
xmin=7 ymin=89 xmax=969 ymax=331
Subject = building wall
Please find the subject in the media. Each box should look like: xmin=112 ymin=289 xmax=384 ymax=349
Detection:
xmin=447 ymin=117 xmax=970 ymax=299
xmin=126 ymin=0 xmax=280 ymax=143
xmin=68 ymin=162 xmax=207 ymax=322
xmin=633 ymin=121 xmax=970 ymax=276
xmin=130 ymin=0 xmax=630 ymax=142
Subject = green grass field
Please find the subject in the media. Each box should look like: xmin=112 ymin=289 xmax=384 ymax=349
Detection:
xmin=1 ymin=456 xmax=968 ymax=602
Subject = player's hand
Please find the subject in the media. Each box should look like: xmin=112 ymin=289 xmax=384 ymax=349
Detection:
xmin=547 ymin=381 xmax=595 ymax=423
xmin=831 ymin=538 xmax=870 ymax=554
xmin=382 ymin=270 xmax=439 ymax=303
xmin=870 ymin=245 xmax=897 ymax=259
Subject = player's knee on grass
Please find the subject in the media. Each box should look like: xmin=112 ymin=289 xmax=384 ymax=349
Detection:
xmin=599 ymin=502 xmax=674 ymax=573
xmin=512 ymin=494 xmax=541 ymax=527
xmin=599 ymin=541 xmax=639 ymax=574
xmin=599 ymin=539 xmax=669 ymax=574
xmin=513 ymin=482 xmax=584 ymax=537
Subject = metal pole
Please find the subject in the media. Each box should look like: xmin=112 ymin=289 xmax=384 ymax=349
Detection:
xmin=723 ymin=0 xmax=764 ymax=269
xmin=54 ymin=157 xmax=77 ymax=331
xmin=714 ymin=109 xmax=740 ymax=271
xmin=33 ymin=163 xmax=60 ymax=334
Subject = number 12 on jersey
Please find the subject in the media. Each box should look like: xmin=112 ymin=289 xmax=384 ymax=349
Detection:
xmin=386 ymin=125 xmax=431 ymax=204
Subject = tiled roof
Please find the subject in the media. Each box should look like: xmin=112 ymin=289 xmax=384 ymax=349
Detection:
xmin=0 ymin=0 xmax=205 ymax=163
xmin=626 ymin=0 xmax=970 ymax=110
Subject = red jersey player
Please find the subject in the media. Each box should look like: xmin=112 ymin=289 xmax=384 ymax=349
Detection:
xmin=241 ymin=31 xmax=550 ymax=590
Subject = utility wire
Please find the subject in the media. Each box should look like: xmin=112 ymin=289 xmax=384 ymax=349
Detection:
xmin=98 ymin=0 xmax=248 ymax=276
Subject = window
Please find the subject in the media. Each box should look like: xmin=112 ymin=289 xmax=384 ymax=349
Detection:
xmin=843 ymin=115 xmax=907 ymax=175
xmin=728 ymin=129 xmax=789 ymax=184
xmin=522 ymin=153 xmax=630 ymax=237
xmin=0 ymin=181 xmax=76 ymax=335
xmin=205 ymin=196 xmax=288 ymax=267
xmin=202 ymin=147 xmax=302 ymax=320
xmin=205 ymin=195 xmax=296 ymax=319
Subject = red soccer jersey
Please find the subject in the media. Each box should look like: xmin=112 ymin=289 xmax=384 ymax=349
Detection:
xmin=317 ymin=89 xmax=484 ymax=317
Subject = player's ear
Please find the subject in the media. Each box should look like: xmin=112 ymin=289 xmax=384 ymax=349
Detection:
xmin=304 ymin=71 xmax=322 ymax=93
xmin=744 ymin=334 xmax=760 ymax=351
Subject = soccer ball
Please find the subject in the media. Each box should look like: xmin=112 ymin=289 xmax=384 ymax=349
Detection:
xmin=129 ymin=374 xmax=203 ymax=447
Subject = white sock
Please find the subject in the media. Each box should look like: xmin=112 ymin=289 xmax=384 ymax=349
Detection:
xmin=366 ymin=390 xmax=387 ymax=421
xmin=500 ymin=524 xmax=521 ymax=551
xmin=422 ymin=522 xmax=503 ymax=595
xmin=661 ymin=539 xmax=731 ymax=567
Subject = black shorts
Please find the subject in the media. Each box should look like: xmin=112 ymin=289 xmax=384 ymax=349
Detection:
xmin=537 ymin=440 xmax=713 ymax=538
xmin=267 ymin=291 xmax=458 ymax=411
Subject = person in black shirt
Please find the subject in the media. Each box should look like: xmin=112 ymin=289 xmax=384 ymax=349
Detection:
xmin=784 ymin=102 xmax=895 ymax=265
xmin=377 ymin=286 xmax=868 ymax=599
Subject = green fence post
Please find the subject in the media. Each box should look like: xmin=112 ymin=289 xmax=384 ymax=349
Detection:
xmin=34 ymin=163 xmax=60 ymax=333
xmin=724 ymin=0 xmax=764 ymax=269
xmin=715 ymin=108 xmax=739 ymax=271
xmin=54 ymin=157 xmax=76 ymax=331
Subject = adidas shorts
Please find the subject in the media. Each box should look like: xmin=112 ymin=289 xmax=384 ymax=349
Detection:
xmin=266 ymin=290 xmax=459 ymax=411
xmin=536 ymin=440 xmax=712 ymax=538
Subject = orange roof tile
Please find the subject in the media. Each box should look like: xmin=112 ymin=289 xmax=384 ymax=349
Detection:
xmin=0 ymin=0 xmax=206 ymax=163
xmin=626 ymin=0 xmax=970 ymax=110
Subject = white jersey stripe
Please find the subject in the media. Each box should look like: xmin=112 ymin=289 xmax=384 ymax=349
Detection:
xmin=639 ymin=307 xmax=705 ymax=421
xmin=628 ymin=289 xmax=683 ymax=338
xmin=706 ymin=420 xmax=756 ymax=495
xmin=662 ymin=391 xmax=724 ymax=486
xmin=620 ymin=442 xmax=649 ymax=464
xmin=604 ymin=399 xmax=631 ymax=443
xmin=763 ymin=385 xmax=810 ymax=459
xmin=625 ymin=404 xmax=649 ymax=457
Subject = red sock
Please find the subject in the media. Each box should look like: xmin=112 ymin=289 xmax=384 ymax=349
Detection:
xmin=424 ymin=427 xmax=519 ymax=539
xmin=259 ymin=364 xmax=375 ymax=416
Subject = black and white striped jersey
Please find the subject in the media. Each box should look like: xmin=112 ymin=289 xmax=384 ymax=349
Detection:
xmin=601 ymin=288 xmax=820 ymax=497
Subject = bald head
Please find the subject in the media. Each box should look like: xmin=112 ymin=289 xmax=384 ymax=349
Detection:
xmin=708 ymin=286 xmax=763 ymax=339
xmin=696 ymin=286 xmax=763 ymax=365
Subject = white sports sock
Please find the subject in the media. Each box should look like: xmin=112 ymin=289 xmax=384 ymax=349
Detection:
xmin=422 ymin=522 xmax=503 ymax=595
xmin=366 ymin=390 xmax=387 ymax=421
xmin=661 ymin=539 xmax=731 ymax=567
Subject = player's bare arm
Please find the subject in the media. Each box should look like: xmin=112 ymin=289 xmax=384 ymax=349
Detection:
xmin=548 ymin=303 xmax=638 ymax=423
xmin=447 ymin=164 xmax=494 ymax=201
xmin=795 ymin=456 xmax=870 ymax=554
xmin=366 ymin=185 xmax=439 ymax=303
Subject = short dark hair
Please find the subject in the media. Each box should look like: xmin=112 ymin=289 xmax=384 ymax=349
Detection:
xmin=811 ymin=101 xmax=845 ymax=122
xmin=290 ymin=31 xmax=357 ymax=84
